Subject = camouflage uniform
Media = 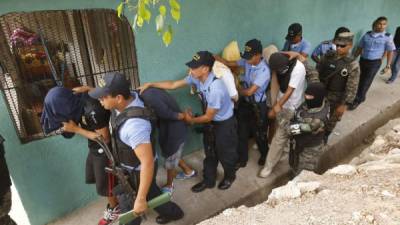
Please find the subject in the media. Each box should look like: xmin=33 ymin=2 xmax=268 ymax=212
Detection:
xmin=0 ymin=135 xmax=16 ymax=225
xmin=289 ymin=100 xmax=330 ymax=175
xmin=307 ymin=54 xmax=360 ymax=135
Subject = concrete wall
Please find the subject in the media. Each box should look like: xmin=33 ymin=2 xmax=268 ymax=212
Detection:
xmin=0 ymin=0 xmax=399 ymax=224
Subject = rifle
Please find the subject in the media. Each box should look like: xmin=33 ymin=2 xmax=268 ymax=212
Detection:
xmin=94 ymin=137 xmax=171 ymax=225
xmin=240 ymin=81 xmax=267 ymax=145
xmin=94 ymin=136 xmax=136 ymax=196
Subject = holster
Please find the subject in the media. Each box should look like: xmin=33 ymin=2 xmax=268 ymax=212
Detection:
xmin=289 ymin=139 xmax=303 ymax=170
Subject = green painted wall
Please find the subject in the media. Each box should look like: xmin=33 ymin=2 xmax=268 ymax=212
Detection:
xmin=0 ymin=0 xmax=399 ymax=224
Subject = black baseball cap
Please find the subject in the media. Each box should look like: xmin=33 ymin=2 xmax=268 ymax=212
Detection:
xmin=89 ymin=72 xmax=130 ymax=99
xmin=286 ymin=23 xmax=302 ymax=40
xmin=268 ymin=52 xmax=290 ymax=73
xmin=185 ymin=51 xmax=215 ymax=69
xmin=241 ymin=39 xmax=262 ymax=60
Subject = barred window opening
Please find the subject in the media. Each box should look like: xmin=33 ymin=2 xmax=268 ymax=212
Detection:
xmin=0 ymin=9 xmax=139 ymax=143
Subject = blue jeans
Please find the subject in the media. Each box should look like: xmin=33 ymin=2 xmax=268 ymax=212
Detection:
xmin=389 ymin=50 xmax=400 ymax=81
xmin=354 ymin=58 xmax=382 ymax=104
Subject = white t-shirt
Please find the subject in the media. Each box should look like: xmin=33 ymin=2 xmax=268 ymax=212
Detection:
xmin=277 ymin=60 xmax=306 ymax=110
xmin=212 ymin=61 xmax=239 ymax=101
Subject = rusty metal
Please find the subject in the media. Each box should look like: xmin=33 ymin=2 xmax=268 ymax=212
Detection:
xmin=0 ymin=9 xmax=139 ymax=143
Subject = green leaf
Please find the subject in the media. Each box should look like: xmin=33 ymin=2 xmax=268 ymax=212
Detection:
xmin=159 ymin=5 xmax=167 ymax=16
xmin=117 ymin=2 xmax=124 ymax=18
xmin=137 ymin=15 xmax=144 ymax=27
xmin=143 ymin=8 xmax=151 ymax=22
xmin=155 ymin=14 xmax=164 ymax=33
xmin=138 ymin=0 xmax=146 ymax=17
xmin=162 ymin=28 xmax=173 ymax=46
xmin=170 ymin=8 xmax=180 ymax=22
xmin=169 ymin=0 xmax=181 ymax=10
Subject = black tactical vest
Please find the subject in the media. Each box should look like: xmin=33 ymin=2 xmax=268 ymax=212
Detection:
xmin=318 ymin=52 xmax=354 ymax=93
xmin=110 ymin=106 xmax=156 ymax=168
xmin=293 ymin=101 xmax=330 ymax=147
xmin=277 ymin=59 xmax=297 ymax=93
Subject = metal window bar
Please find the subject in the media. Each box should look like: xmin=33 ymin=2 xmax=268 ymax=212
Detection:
xmin=0 ymin=9 xmax=139 ymax=143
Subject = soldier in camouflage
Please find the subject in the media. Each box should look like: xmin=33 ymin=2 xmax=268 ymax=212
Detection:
xmin=289 ymin=82 xmax=330 ymax=174
xmin=0 ymin=135 xmax=17 ymax=225
xmin=301 ymin=32 xmax=359 ymax=143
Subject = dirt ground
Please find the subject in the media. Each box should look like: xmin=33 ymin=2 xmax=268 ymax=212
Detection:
xmin=199 ymin=119 xmax=400 ymax=225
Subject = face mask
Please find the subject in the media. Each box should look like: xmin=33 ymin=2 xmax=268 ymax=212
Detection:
xmin=305 ymin=97 xmax=323 ymax=109
xmin=277 ymin=66 xmax=289 ymax=75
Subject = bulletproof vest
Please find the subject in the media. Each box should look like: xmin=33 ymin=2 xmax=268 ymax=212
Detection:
xmin=110 ymin=106 xmax=156 ymax=168
xmin=318 ymin=52 xmax=353 ymax=93
xmin=293 ymin=101 xmax=330 ymax=147
xmin=277 ymin=59 xmax=297 ymax=93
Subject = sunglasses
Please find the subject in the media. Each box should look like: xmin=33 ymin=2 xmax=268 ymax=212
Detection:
xmin=336 ymin=44 xmax=347 ymax=48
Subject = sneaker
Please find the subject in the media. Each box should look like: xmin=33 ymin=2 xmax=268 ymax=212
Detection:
xmin=347 ymin=102 xmax=360 ymax=111
xmin=258 ymin=167 xmax=272 ymax=178
xmin=161 ymin=184 xmax=174 ymax=195
xmin=98 ymin=204 xmax=120 ymax=225
xmin=386 ymin=79 xmax=394 ymax=84
xmin=175 ymin=170 xmax=197 ymax=180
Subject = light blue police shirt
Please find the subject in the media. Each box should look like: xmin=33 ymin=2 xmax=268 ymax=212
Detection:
xmin=237 ymin=58 xmax=270 ymax=102
xmin=312 ymin=40 xmax=336 ymax=58
xmin=117 ymin=92 xmax=151 ymax=151
xmin=185 ymin=72 xmax=233 ymax=121
xmin=282 ymin=39 xmax=312 ymax=55
xmin=359 ymin=31 xmax=396 ymax=60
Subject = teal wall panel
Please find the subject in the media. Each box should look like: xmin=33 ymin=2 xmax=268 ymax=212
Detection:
xmin=0 ymin=0 xmax=399 ymax=224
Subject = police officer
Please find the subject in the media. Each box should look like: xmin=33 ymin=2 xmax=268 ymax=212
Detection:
xmin=215 ymin=39 xmax=271 ymax=167
xmin=386 ymin=26 xmax=400 ymax=84
xmin=313 ymin=32 xmax=360 ymax=142
xmin=41 ymin=86 xmax=119 ymax=225
xmin=289 ymin=82 xmax=330 ymax=175
xmin=89 ymin=72 xmax=184 ymax=224
xmin=0 ymin=135 xmax=17 ymax=225
xmin=259 ymin=52 xmax=307 ymax=178
xmin=286 ymin=32 xmax=360 ymax=143
xmin=311 ymin=27 xmax=350 ymax=64
xmin=140 ymin=51 xmax=238 ymax=192
xmin=350 ymin=16 xmax=396 ymax=110
xmin=282 ymin=23 xmax=312 ymax=58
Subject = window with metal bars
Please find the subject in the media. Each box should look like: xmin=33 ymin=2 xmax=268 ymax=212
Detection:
xmin=0 ymin=9 xmax=140 ymax=143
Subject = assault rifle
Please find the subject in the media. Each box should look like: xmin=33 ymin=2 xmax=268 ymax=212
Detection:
xmin=93 ymin=137 xmax=171 ymax=225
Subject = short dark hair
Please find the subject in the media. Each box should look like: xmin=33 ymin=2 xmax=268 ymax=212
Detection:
xmin=110 ymin=88 xmax=131 ymax=100
xmin=373 ymin=16 xmax=388 ymax=27
xmin=334 ymin=27 xmax=350 ymax=38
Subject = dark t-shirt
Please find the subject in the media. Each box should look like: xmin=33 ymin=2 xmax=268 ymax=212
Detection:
xmin=0 ymin=135 xmax=12 ymax=196
xmin=140 ymin=88 xmax=187 ymax=157
xmin=80 ymin=94 xmax=111 ymax=151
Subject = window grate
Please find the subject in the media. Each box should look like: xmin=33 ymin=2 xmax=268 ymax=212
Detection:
xmin=0 ymin=9 xmax=139 ymax=143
